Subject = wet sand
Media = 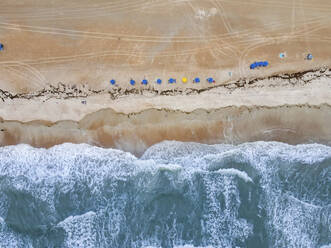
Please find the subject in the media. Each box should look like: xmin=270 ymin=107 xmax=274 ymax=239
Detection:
xmin=1 ymin=104 xmax=330 ymax=156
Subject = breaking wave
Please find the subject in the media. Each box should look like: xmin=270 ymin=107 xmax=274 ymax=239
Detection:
xmin=0 ymin=141 xmax=330 ymax=248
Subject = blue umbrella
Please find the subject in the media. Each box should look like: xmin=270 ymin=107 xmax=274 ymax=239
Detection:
xmin=142 ymin=79 xmax=148 ymax=85
xmin=194 ymin=77 xmax=200 ymax=83
xmin=250 ymin=63 xmax=256 ymax=69
xmin=207 ymin=77 xmax=214 ymax=83
xmin=130 ymin=79 xmax=136 ymax=86
xmin=307 ymin=54 xmax=313 ymax=60
xmin=0 ymin=43 xmax=3 ymax=51
xmin=110 ymin=79 xmax=116 ymax=85
xmin=258 ymin=61 xmax=264 ymax=67
xmin=168 ymin=78 xmax=176 ymax=84
xmin=156 ymin=79 xmax=162 ymax=84
xmin=263 ymin=61 xmax=269 ymax=67
xmin=252 ymin=62 xmax=259 ymax=69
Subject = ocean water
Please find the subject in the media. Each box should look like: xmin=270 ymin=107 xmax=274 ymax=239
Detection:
xmin=0 ymin=141 xmax=330 ymax=248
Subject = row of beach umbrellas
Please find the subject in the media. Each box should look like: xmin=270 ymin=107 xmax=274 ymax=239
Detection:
xmin=110 ymin=77 xmax=216 ymax=85
xmin=250 ymin=61 xmax=269 ymax=69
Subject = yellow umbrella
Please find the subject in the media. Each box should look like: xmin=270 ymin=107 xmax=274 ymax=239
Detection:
xmin=182 ymin=77 xmax=188 ymax=83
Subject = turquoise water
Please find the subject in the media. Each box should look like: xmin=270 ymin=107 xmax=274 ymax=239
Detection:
xmin=0 ymin=141 xmax=330 ymax=248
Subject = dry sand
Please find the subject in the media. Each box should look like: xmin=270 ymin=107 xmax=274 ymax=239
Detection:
xmin=0 ymin=0 xmax=330 ymax=154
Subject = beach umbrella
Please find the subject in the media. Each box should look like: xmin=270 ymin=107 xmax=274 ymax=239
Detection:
xmin=168 ymin=78 xmax=176 ymax=84
xmin=110 ymin=79 xmax=116 ymax=85
xmin=182 ymin=77 xmax=188 ymax=83
xmin=307 ymin=53 xmax=313 ymax=60
xmin=0 ymin=43 xmax=3 ymax=51
xmin=130 ymin=79 xmax=136 ymax=86
xmin=207 ymin=77 xmax=214 ymax=83
xmin=263 ymin=61 xmax=269 ymax=67
xmin=194 ymin=77 xmax=200 ymax=83
xmin=250 ymin=63 xmax=256 ymax=69
xmin=254 ymin=62 xmax=259 ymax=67
xmin=257 ymin=61 xmax=264 ymax=67
xmin=279 ymin=52 xmax=285 ymax=59
xmin=142 ymin=79 xmax=148 ymax=85
xmin=156 ymin=79 xmax=162 ymax=84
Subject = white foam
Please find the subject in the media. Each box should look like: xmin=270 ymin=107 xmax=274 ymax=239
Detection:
xmin=0 ymin=141 xmax=330 ymax=247
xmin=175 ymin=246 xmax=214 ymax=248
xmin=0 ymin=217 xmax=32 ymax=248
xmin=57 ymin=211 xmax=98 ymax=248
xmin=217 ymin=168 xmax=253 ymax=183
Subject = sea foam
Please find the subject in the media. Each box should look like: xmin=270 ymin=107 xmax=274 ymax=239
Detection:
xmin=0 ymin=141 xmax=330 ymax=247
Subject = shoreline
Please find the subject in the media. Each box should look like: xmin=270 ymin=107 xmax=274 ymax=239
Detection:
xmin=1 ymin=104 xmax=330 ymax=156
xmin=1 ymin=67 xmax=330 ymax=155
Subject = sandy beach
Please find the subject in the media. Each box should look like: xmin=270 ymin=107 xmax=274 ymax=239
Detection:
xmin=1 ymin=70 xmax=330 ymax=155
xmin=0 ymin=0 xmax=331 ymax=154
